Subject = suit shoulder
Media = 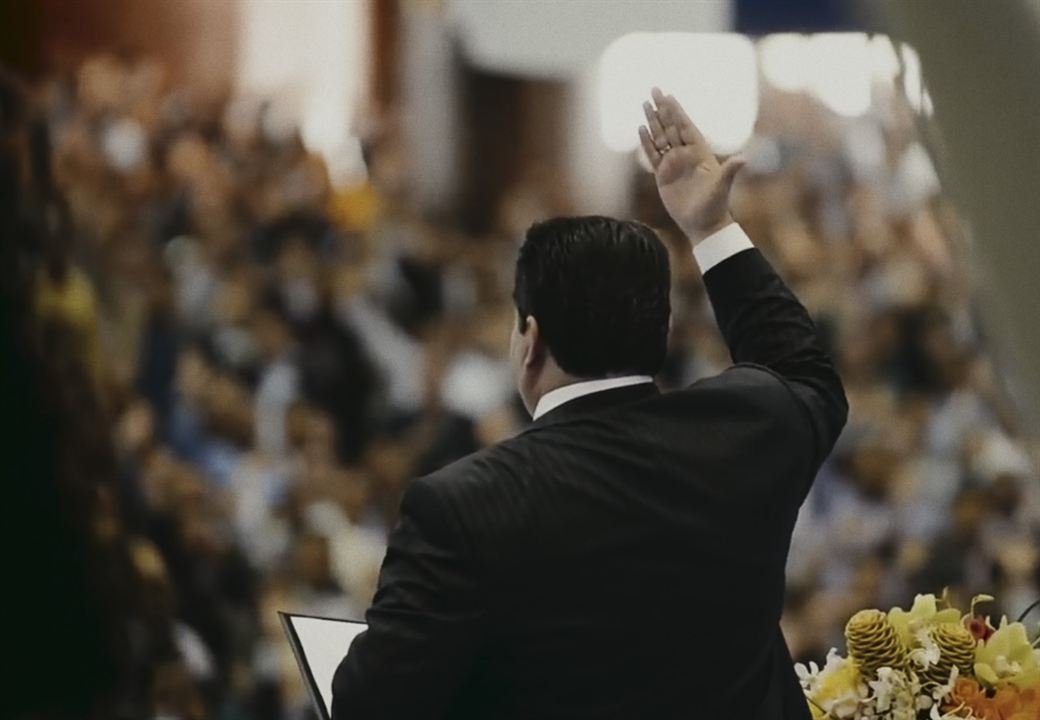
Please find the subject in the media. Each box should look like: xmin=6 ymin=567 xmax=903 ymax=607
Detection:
xmin=407 ymin=437 xmax=530 ymax=537
xmin=418 ymin=437 xmax=526 ymax=494
xmin=680 ymin=363 xmax=799 ymax=415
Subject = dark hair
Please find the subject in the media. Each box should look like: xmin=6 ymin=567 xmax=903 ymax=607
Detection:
xmin=513 ymin=216 xmax=671 ymax=378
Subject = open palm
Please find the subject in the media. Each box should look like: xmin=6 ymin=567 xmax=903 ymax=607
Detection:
xmin=638 ymin=88 xmax=744 ymax=242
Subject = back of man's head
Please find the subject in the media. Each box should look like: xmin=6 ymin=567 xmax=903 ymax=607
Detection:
xmin=513 ymin=215 xmax=671 ymax=379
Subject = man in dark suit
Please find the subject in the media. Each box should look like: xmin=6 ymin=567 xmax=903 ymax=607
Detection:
xmin=332 ymin=89 xmax=847 ymax=719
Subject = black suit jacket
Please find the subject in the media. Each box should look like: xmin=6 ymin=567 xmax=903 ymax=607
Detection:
xmin=332 ymin=247 xmax=848 ymax=719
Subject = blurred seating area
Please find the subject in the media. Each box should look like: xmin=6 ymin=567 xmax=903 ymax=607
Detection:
xmin=11 ymin=48 xmax=1040 ymax=719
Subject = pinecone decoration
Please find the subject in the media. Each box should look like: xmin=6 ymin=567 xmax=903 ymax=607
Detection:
xmin=845 ymin=609 xmax=906 ymax=679
xmin=920 ymin=622 xmax=976 ymax=686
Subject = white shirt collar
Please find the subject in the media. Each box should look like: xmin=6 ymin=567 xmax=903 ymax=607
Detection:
xmin=532 ymin=375 xmax=654 ymax=420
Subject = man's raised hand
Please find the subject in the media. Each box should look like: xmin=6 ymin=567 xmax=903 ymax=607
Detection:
xmin=638 ymin=88 xmax=745 ymax=244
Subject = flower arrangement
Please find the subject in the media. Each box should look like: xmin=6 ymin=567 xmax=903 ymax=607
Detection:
xmin=796 ymin=592 xmax=1040 ymax=719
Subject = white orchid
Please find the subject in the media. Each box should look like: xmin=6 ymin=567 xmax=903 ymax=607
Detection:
xmin=797 ymin=648 xmax=850 ymax=696
xmin=829 ymin=689 xmax=864 ymax=719
xmin=909 ymin=628 xmax=940 ymax=671
xmin=858 ymin=666 xmax=934 ymax=720
xmin=869 ymin=668 xmax=897 ymax=712
xmin=795 ymin=660 xmax=821 ymax=691
xmin=929 ymin=664 xmax=958 ymax=707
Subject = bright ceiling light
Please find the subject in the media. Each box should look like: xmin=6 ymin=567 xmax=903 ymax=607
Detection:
xmin=806 ymin=34 xmax=873 ymax=117
xmin=899 ymin=43 xmax=933 ymax=115
xmin=757 ymin=33 xmax=930 ymax=118
xmin=598 ymin=33 xmax=758 ymax=155
xmin=867 ymin=36 xmax=901 ymax=83
xmin=759 ymin=34 xmax=810 ymax=92
xmin=237 ymin=0 xmax=369 ymax=165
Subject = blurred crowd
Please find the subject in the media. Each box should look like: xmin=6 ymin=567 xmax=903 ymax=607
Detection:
xmin=6 ymin=50 xmax=1040 ymax=719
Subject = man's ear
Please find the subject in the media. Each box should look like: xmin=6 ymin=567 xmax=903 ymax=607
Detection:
xmin=522 ymin=315 xmax=545 ymax=369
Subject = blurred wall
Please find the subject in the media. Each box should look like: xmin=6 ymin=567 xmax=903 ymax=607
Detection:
xmin=564 ymin=67 xmax=633 ymax=219
xmin=442 ymin=0 xmax=735 ymax=227
xmin=457 ymin=70 xmax=569 ymax=235
xmin=888 ymin=0 xmax=1040 ymax=427
xmin=449 ymin=0 xmax=730 ymax=77
xmin=237 ymin=0 xmax=369 ymax=157
xmin=401 ymin=0 xmax=460 ymax=215
xmin=0 ymin=2 xmax=43 ymax=73
xmin=1 ymin=0 xmax=238 ymax=90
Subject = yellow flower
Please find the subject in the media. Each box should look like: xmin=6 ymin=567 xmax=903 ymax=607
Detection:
xmin=807 ymin=662 xmax=864 ymax=718
xmin=973 ymin=617 xmax=1040 ymax=689
xmin=887 ymin=594 xmax=961 ymax=648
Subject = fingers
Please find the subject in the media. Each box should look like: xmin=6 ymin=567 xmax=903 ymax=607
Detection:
xmin=668 ymin=94 xmax=709 ymax=149
xmin=653 ymin=87 xmax=710 ymax=153
xmin=640 ymin=88 xmax=719 ymax=172
xmin=642 ymin=101 xmax=670 ymax=152
xmin=655 ymin=96 xmax=683 ymax=149
xmin=638 ymin=126 xmax=662 ymax=169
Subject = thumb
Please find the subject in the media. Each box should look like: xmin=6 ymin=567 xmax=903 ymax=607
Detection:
xmin=719 ymin=155 xmax=746 ymax=189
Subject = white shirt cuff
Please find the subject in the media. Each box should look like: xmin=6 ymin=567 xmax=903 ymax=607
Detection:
xmin=692 ymin=223 xmax=754 ymax=273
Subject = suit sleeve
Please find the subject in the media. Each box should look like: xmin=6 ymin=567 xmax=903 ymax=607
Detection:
xmin=331 ymin=477 xmax=485 ymax=719
xmin=700 ymin=236 xmax=848 ymax=469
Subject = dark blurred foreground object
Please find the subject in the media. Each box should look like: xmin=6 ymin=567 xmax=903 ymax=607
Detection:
xmin=1 ymin=66 xmax=174 ymax=720
xmin=1 ymin=64 xmax=115 ymax=720
xmin=1 ymin=69 xmax=101 ymax=720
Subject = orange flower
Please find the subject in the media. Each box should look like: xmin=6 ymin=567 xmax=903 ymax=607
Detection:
xmin=994 ymin=686 xmax=1019 ymax=708
xmin=947 ymin=677 xmax=984 ymax=707
xmin=947 ymin=682 xmax=1040 ymax=720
